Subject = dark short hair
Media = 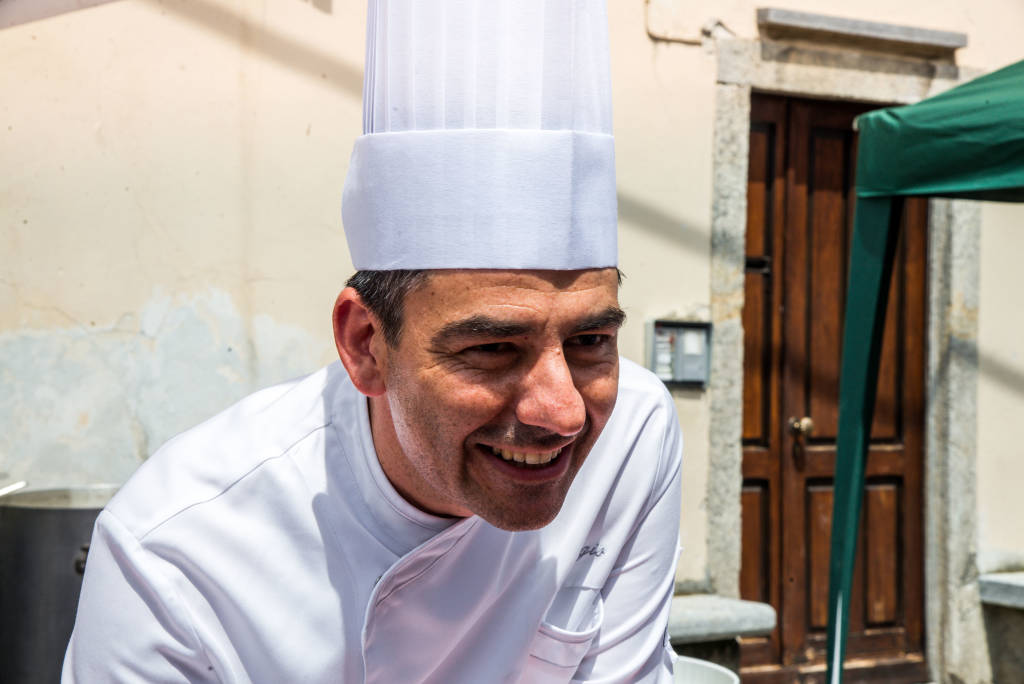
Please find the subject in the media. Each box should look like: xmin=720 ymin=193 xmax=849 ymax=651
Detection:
xmin=346 ymin=270 xmax=430 ymax=347
xmin=346 ymin=267 xmax=625 ymax=348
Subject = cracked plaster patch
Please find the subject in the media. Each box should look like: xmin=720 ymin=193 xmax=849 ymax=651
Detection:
xmin=0 ymin=289 xmax=323 ymax=489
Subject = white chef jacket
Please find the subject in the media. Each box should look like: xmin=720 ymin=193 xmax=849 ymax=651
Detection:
xmin=63 ymin=358 xmax=682 ymax=683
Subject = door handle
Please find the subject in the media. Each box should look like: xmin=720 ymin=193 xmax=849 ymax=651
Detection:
xmin=788 ymin=416 xmax=815 ymax=438
xmin=788 ymin=416 xmax=814 ymax=469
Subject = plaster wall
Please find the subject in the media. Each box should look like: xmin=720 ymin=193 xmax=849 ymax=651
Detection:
xmin=1 ymin=0 xmax=363 ymax=487
xmin=607 ymin=0 xmax=716 ymax=588
xmin=977 ymin=201 xmax=1024 ymax=571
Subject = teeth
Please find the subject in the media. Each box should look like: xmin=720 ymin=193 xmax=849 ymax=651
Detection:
xmin=494 ymin=447 xmax=561 ymax=466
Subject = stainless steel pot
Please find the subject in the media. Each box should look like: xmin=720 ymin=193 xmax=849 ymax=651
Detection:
xmin=0 ymin=485 xmax=118 ymax=684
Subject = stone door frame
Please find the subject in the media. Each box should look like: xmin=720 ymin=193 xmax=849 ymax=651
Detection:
xmin=707 ymin=38 xmax=988 ymax=682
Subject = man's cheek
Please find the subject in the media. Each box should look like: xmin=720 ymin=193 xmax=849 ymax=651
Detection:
xmin=439 ymin=381 xmax=510 ymax=412
xmin=579 ymin=374 xmax=618 ymax=409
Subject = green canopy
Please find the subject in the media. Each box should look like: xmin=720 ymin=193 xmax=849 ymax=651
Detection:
xmin=857 ymin=59 xmax=1024 ymax=201
xmin=827 ymin=59 xmax=1024 ymax=683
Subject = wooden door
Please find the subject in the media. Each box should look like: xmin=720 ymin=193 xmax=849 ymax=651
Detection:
xmin=738 ymin=95 xmax=928 ymax=683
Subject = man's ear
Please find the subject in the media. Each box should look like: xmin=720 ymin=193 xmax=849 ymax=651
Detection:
xmin=332 ymin=288 xmax=387 ymax=397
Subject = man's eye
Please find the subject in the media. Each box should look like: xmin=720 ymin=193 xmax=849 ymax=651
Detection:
xmin=567 ymin=334 xmax=610 ymax=348
xmin=464 ymin=342 xmax=515 ymax=354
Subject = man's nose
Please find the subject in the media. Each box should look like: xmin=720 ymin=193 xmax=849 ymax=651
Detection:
xmin=515 ymin=350 xmax=586 ymax=437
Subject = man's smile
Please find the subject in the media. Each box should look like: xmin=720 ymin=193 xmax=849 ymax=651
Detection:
xmin=490 ymin=445 xmax=564 ymax=467
xmin=470 ymin=441 xmax=575 ymax=485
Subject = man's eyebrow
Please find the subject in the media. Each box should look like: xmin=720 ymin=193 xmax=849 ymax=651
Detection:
xmin=431 ymin=307 xmax=626 ymax=346
xmin=570 ymin=307 xmax=627 ymax=335
xmin=432 ymin=316 xmax=533 ymax=346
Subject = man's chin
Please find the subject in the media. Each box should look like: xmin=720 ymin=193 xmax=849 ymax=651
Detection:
xmin=468 ymin=486 xmax=571 ymax=531
xmin=479 ymin=508 xmax=562 ymax=532
xmin=461 ymin=427 xmax=602 ymax=530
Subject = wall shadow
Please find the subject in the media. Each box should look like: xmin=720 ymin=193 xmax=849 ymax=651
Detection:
xmin=978 ymin=350 xmax=1024 ymax=399
xmin=143 ymin=0 xmax=361 ymax=96
xmin=300 ymin=0 xmax=332 ymax=15
xmin=617 ymin=191 xmax=710 ymax=255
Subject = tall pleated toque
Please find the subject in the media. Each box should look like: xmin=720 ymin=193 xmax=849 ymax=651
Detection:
xmin=342 ymin=0 xmax=618 ymax=271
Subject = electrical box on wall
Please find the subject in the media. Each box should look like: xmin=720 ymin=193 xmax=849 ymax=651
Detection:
xmin=646 ymin=320 xmax=712 ymax=388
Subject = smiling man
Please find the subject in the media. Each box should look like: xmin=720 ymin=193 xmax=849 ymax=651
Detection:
xmin=337 ymin=268 xmax=625 ymax=532
xmin=64 ymin=2 xmax=682 ymax=682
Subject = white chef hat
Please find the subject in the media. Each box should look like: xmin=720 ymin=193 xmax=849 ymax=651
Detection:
xmin=341 ymin=0 xmax=617 ymax=271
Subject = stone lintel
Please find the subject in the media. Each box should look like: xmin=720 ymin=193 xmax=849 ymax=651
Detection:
xmin=980 ymin=572 xmax=1024 ymax=610
xmin=669 ymin=594 xmax=776 ymax=645
xmin=757 ymin=8 xmax=967 ymax=59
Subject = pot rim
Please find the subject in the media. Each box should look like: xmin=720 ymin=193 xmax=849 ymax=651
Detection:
xmin=0 ymin=484 xmax=120 ymax=510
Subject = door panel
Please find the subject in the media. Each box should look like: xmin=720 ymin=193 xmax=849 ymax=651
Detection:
xmin=739 ymin=95 xmax=927 ymax=683
xmin=740 ymin=97 xmax=787 ymax=667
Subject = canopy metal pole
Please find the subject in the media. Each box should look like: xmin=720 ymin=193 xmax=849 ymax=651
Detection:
xmin=825 ymin=194 xmax=904 ymax=684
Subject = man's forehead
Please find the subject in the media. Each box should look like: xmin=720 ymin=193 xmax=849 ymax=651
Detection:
xmin=417 ymin=268 xmax=620 ymax=295
xmin=404 ymin=268 xmax=623 ymax=342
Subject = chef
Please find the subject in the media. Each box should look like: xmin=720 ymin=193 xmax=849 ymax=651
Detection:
xmin=63 ymin=1 xmax=683 ymax=682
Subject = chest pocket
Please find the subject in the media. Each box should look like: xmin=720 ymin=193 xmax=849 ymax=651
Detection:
xmin=520 ymin=586 xmax=604 ymax=683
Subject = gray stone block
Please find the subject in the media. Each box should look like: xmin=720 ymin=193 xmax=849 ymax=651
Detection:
xmin=668 ymin=594 xmax=776 ymax=645
xmin=980 ymin=572 xmax=1024 ymax=610
xmin=756 ymin=8 xmax=967 ymax=58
